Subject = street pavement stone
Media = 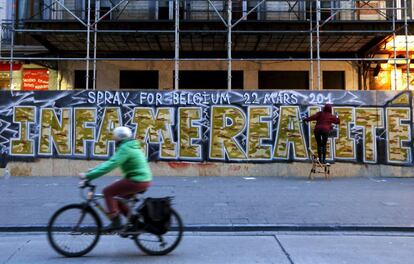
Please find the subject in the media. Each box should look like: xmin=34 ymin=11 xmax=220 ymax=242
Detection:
xmin=1 ymin=176 xmax=414 ymax=228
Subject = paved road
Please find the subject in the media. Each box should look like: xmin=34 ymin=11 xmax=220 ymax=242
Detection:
xmin=1 ymin=231 xmax=414 ymax=264
xmin=1 ymin=176 xmax=414 ymax=229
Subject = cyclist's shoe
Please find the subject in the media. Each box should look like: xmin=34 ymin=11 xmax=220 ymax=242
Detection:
xmin=102 ymin=215 xmax=122 ymax=232
xmin=130 ymin=215 xmax=146 ymax=230
xmin=118 ymin=220 xmax=145 ymax=237
xmin=119 ymin=225 xmax=135 ymax=237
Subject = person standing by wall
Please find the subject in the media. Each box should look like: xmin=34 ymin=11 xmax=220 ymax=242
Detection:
xmin=303 ymin=104 xmax=340 ymax=164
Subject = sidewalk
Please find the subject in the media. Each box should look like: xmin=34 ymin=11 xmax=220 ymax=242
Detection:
xmin=1 ymin=176 xmax=414 ymax=231
xmin=2 ymin=231 xmax=414 ymax=264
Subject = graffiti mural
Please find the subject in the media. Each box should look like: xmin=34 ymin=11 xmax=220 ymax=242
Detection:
xmin=0 ymin=90 xmax=412 ymax=166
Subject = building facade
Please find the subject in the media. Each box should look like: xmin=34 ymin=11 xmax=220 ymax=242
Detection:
xmin=0 ymin=0 xmax=413 ymax=91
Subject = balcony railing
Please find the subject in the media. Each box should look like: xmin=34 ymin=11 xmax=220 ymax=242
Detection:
xmin=12 ymin=0 xmax=411 ymax=22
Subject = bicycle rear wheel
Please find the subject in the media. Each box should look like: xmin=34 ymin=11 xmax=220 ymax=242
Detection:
xmin=134 ymin=208 xmax=184 ymax=255
xmin=47 ymin=204 xmax=101 ymax=257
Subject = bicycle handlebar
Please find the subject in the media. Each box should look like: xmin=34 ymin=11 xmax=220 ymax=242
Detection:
xmin=79 ymin=181 xmax=96 ymax=200
xmin=80 ymin=180 xmax=94 ymax=189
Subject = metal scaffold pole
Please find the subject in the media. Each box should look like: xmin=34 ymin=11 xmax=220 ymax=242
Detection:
xmin=0 ymin=21 xmax=3 ymax=62
xmin=93 ymin=0 xmax=99 ymax=90
xmin=392 ymin=0 xmax=397 ymax=90
xmin=86 ymin=0 xmax=91 ymax=90
xmin=309 ymin=0 xmax=314 ymax=90
xmin=9 ymin=1 xmax=15 ymax=90
xmin=227 ymin=0 xmax=232 ymax=91
xmin=404 ymin=0 xmax=410 ymax=90
xmin=316 ymin=0 xmax=321 ymax=90
xmin=174 ymin=0 xmax=180 ymax=90
xmin=0 ymin=57 xmax=401 ymax=62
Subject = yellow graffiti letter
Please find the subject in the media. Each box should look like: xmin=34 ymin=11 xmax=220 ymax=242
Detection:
xmin=247 ymin=106 xmax=272 ymax=159
xmin=74 ymin=108 xmax=96 ymax=155
xmin=209 ymin=106 xmax=246 ymax=160
xmin=333 ymin=107 xmax=355 ymax=159
xmin=39 ymin=108 xmax=72 ymax=155
xmin=133 ymin=107 xmax=177 ymax=158
xmin=386 ymin=107 xmax=411 ymax=163
xmin=355 ymin=108 xmax=384 ymax=163
xmin=11 ymin=106 xmax=36 ymax=155
xmin=94 ymin=107 xmax=121 ymax=156
xmin=274 ymin=106 xmax=307 ymax=159
xmin=179 ymin=107 xmax=202 ymax=159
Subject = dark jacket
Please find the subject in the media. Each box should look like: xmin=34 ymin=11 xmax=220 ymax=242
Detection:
xmin=304 ymin=104 xmax=340 ymax=133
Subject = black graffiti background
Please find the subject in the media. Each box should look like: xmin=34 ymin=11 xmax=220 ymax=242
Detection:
xmin=0 ymin=90 xmax=412 ymax=167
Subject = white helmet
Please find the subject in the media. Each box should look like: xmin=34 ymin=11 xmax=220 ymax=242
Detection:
xmin=112 ymin=126 xmax=132 ymax=142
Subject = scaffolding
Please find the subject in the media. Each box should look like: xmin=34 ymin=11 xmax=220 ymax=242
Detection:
xmin=0 ymin=0 xmax=411 ymax=90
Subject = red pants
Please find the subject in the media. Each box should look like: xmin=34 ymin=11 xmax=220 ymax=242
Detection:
xmin=103 ymin=179 xmax=151 ymax=219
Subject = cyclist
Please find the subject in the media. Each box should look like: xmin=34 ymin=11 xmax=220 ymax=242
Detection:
xmin=303 ymin=103 xmax=340 ymax=164
xmin=79 ymin=126 xmax=152 ymax=231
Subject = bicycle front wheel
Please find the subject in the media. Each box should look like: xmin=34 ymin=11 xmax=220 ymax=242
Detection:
xmin=47 ymin=204 xmax=101 ymax=257
xmin=134 ymin=208 xmax=184 ymax=256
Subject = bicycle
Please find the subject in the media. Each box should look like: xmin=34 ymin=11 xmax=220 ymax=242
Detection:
xmin=47 ymin=181 xmax=184 ymax=257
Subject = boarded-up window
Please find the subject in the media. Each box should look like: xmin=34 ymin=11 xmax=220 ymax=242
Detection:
xmin=74 ymin=70 xmax=93 ymax=89
xmin=323 ymin=71 xmax=345 ymax=90
xmin=259 ymin=71 xmax=309 ymax=90
xmin=120 ymin=71 xmax=158 ymax=89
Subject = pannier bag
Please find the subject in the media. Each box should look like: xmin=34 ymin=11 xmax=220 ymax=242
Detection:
xmin=139 ymin=197 xmax=172 ymax=235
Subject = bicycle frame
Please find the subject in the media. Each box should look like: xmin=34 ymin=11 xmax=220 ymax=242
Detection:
xmin=80 ymin=182 xmax=141 ymax=223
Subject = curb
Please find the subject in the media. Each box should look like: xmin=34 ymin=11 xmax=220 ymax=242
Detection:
xmin=184 ymin=224 xmax=414 ymax=232
xmin=1 ymin=224 xmax=414 ymax=233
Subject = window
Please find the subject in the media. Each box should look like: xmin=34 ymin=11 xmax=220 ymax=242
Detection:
xmin=17 ymin=0 xmax=44 ymax=19
xmin=158 ymin=0 xmax=170 ymax=20
xmin=323 ymin=71 xmax=345 ymax=90
xmin=232 ymin=1 xmax=243 ymax=20
xmin=178 ymin=71 xmax=243 ymax=89
xmin=247 ymin=1 xmax=258 ymax=20
xmin=259 ymin=71 xmax=309 ymax=90
xmin=306 ymin=1 xmax=336 ymax=21
xmin=74 ymin=70 xmax=93 ymax=89
xmin=120 ymin=71 xmax=158 ymax=89
xmin=97 ymin=7 xmax=111 ymax=21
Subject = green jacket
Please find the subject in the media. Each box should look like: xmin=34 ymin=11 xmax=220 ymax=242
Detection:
xmin=86 ymin=140 xmax=152 ymax=182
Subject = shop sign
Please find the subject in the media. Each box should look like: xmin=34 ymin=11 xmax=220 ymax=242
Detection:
xmin=22 ymin=69 xmax=49 ymax=91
